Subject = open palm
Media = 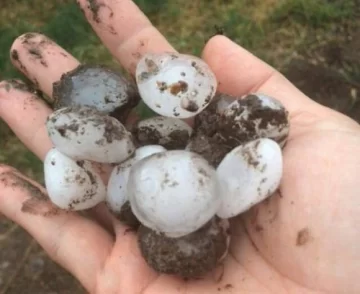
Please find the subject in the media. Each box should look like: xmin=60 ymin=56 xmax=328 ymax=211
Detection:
xmin=1 ymin=1 xmax=359 ymax=293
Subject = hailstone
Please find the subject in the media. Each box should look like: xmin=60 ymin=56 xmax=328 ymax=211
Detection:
xmin=106 ymin=145 xmax=166 ymax=215
xmin=216 ymin=138 xmax=283 ymax=218
xmin=44 ymin=148 xmax=106 ymax=210
xmin=135 ymin=52 xmax=217 ymax=119
xmin=53 ymin=64 xmax=140 ymax=123
xmin=46 ymin=106 xmax=135 ymax=163
xmin=128 ymin=150 xmax=221 ymax=238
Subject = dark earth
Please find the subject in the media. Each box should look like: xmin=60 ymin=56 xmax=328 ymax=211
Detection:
xmin=138 ymin=216 xmax=229 ymax=278
xmin=132 ymin=117 xmax=191 ymax=150
xmin=110 ymin=201 xmax=140 ymax=229
xmin=190 ymin=93 xmax=289 ymax=167
xmin=1 ymin=24 xmax=360 ymax=294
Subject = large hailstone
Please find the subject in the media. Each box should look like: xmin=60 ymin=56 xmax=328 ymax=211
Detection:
xmin=44 ymin=148 xmax=106 ymax=210
xmin=135 ymin=52 xmax=217 ymax=119
xmin=216 ymin=138 xmax=283 ymax=218
xmin=52 ymin=64 xmax=140 ymax=123
xmin=106 ymin=145 xmax=166 ymax=216
xmin=46 ymin=106 xmax=135 ymax=163
xmin=128 ymin=150 xmax=221 ymax=238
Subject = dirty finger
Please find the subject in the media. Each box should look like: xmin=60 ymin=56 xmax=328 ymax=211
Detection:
xmin=0 ymin=80 xmax=52 ymax=160
xmin=10 ymin=33 xmax=80 ymax=98
xmin=0 ymin=167 xmax=113 ymax=293
xmin=76 ymin=0 xmax=175 ymax=74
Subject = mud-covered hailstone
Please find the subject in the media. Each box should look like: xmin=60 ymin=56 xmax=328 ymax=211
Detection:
xmin=106 ymin=145 xmax=166 ymax=214
xmin=52 ymin=64 xmax=140 ymax=119
xmin=46 ymin=106 xmax=135 ymax=163
xmin=138 ymin=217 xmax=230 ymax=278
xmin=135 ymin=52 xmax=217 ymax=119
xmin=216 ymin=138 xmax=283 ymax=218
xmin=221 ymin=94 xmax=289 ymax=147
xmin=133 ymin=116 xmax=193 ymax=149
xmin=128 ymin=150 xmax=221 ymax=237
xmin=44 ymin=148 xmax=106 ymax=210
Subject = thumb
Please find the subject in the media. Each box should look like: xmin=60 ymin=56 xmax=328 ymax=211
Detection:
xmin=202 ymin=35 xmax=316 ymax=115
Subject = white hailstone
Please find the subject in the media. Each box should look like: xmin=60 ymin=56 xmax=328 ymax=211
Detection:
xmin=106 ymin=145 xmax=166 ymax=213
xmin=44 ymin=148 xmax=106 ymax=210
xmin=46 ymin=106 xmax=135 ymax=163
xmin=216 ymin=138 xmax=283 ymax=218
xmin=128 ymin=150 xmax=221 ymax=238
xmin=134 ymin=116 xmax=193 ymax=149
xmin=106 ymin=158 xmax=134 ymax=213
xmin=135 ymin=52 xmax=217 ymax=119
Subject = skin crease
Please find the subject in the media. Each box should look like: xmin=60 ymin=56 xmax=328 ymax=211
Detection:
xmin=0 ymin=0 xmax=359 ymax=293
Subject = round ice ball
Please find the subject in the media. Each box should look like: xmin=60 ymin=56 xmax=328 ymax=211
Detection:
xmin=135 ymin=52 xmax=217 ymax=119
xmin=128 ymin=150 xmax=221 ymax=237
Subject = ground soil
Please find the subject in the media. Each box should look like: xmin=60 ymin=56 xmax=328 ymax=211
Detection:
xmin=1 ymin=26 xmax=359 ymax=294
xmin=282 ymin=27 xmax=360 ymax=123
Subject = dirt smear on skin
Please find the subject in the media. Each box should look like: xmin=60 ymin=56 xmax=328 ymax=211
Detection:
xmin=0 ymin=78 xmax=44 ymax=100
xmin=0 ymin=79 xmax=35 ymax=93
xmin=296 ymin=227 xmax=311 ymax=246
xmin=86 ymin=0 xmax=117 ymax=34
xmin=10 ymin=49 xmax=28 ymax=74
xmin=28 ymin=47 xmax=47 ymax=67
xmin=0 ymin=172 xmax=59 ymax=217
xmin=19 ymin=33 xmax=52 ymax=68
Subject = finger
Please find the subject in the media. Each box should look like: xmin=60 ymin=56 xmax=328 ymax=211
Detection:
xmin=10 ymin=33 xmax=79 ymax=98
xmin=8 ymin=33 xmax=81 ymax=159
xmin=0 ymin=166 xmax=113 ymax=293
xmin=0 ymin=80 xmax=52 ymax=160
xmin=8 ymin=34 xmax=132 ymax=231
xmin=202 ymin=35 xmax=317 ymax=114
xmin=0 ymin=80 xmax=118 ymax=232
xmin=76 ymin=0 xmax=175 ymax=74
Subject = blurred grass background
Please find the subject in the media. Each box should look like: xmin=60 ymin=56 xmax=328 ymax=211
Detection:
xmin=0 ymin=0 xmax=359 ymax=292
xmin=0 ymin=0 xmax=358 ymax=182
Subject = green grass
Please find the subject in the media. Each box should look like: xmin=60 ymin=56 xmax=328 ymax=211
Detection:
xmin=0 ymin=0 xmax=358 ymax=182
xmin=270 ymin=0 xmax=355 ymax=28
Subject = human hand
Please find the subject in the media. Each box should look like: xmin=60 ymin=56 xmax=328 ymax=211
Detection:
xmin=1 ymin=1 xmax=359 ymax=293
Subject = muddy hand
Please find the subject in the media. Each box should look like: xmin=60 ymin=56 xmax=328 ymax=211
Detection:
xmin=1 ymin=0 xmax=360 ymax=293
